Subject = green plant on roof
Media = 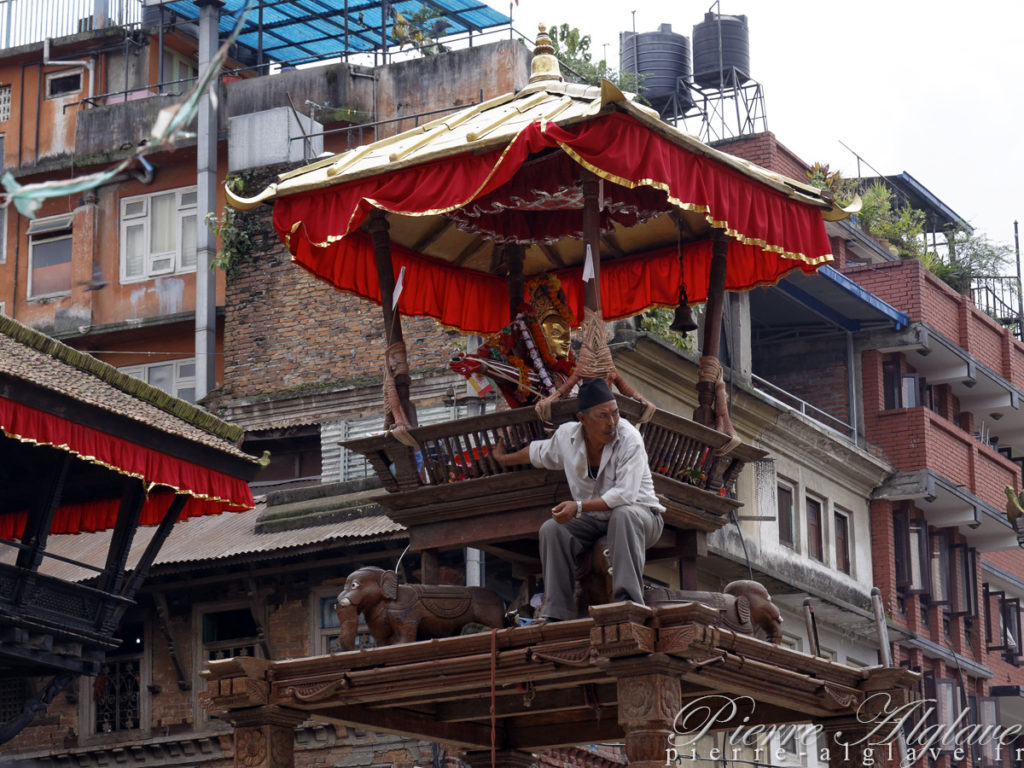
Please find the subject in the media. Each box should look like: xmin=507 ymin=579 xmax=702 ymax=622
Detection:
xmin=855 ymin=181 xmax=926 ymax=259
xmin=806 ymin=162 xmax=857 ymax=207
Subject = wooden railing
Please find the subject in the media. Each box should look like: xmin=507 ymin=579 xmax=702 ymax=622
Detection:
xmin=342 ymin=395 xmax=764 ymax=500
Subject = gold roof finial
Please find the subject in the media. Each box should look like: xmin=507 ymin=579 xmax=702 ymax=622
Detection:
xmin=529 ymin=23 xmax=563 ymax=83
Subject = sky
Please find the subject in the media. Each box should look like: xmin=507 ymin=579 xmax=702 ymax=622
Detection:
xmin=498 ymin=0 xmax=1024 ymax=248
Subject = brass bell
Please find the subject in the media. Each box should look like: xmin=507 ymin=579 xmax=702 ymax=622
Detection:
xmin=669 ymin=282 xmax=698 ymax=334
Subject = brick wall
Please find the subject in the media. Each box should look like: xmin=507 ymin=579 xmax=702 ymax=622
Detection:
xmin=869 ymin=498 xmax=899 ymax=619
xmin=221 ymin=210 xmax=453 ymax=401
xmin=846 ymin=259 xmax=1024 ymax=389
xmin=752 ymin=336 xmax=850 ymax=424
xmin=713 ymin=131 xmax=811 ymax=181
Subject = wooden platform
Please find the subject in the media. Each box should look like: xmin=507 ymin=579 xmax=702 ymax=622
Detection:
xmin=342 ymin=396 xmax=765 ymax=556
xmin=203 ymin=602 xmax=917 ymax=760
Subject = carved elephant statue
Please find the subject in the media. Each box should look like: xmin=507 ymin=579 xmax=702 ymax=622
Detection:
xmin=335 ymin=566 xmax=505 ymax=648
xmin=645 ymin=580 xmax=784 ymax=643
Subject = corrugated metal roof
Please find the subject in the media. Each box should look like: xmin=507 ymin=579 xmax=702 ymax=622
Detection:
xmin=0 ymin=501 xmax=405 ymax=583
xmin=157 ymin=0 xmax=511 ymax=65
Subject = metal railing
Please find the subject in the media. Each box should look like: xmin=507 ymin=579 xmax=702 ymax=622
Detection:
xmin=751 ymin=373 xmax=856 ymax=442
xmin=0 ymin=0 xmax=141 ymax=50
xmin=971 ymin=275 xmax=1023 ymax=341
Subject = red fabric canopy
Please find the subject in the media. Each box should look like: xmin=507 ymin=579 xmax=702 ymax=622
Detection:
xmin=277 ymin=113 xmax=833 ymax=335
xmin=0 ymin=397 xmax=254 ymax=538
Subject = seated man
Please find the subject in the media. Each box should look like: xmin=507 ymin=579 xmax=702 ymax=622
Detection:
xmin=492 ymin=378 xmax=664 ymax=621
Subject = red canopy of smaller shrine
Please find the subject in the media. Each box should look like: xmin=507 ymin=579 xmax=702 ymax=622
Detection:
xmin=0 ymin=397 xmax=255 ymax=539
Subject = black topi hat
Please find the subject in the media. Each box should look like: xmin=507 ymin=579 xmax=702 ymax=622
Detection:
xmin=577 ymin=378 xmax=615 ymax=412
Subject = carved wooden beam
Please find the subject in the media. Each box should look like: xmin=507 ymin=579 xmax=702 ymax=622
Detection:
xmin=14 ymin=452 xmax=69 ymax=573
xmin=99 ymin=477 xmax=147 ymax=597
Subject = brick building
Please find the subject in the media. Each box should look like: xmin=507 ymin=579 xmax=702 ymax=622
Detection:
xmin=2 ymin=4 xmax=1023 ymax=768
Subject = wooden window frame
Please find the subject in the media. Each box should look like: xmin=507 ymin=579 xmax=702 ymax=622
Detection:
xmin=777 ymin=482 xmax=795 ymax=549
xmin=806 ymin=496 xmax=823 ymax=562
xmin=834 ymin=508 xmax=851 ymax=575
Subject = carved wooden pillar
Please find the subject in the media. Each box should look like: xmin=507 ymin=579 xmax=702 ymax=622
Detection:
xmin=504 ymin=242 xmax=525 ymax=323
xmin=368 ymin=208 xmax=417 ymax=428
xmin=677 ymin=530 xmax=705 ymax=591
xmin=819 ymin=717 xmax=877 ymax=768
xmin=581 ymin=171 xmax=603 ymax=313
xmin=203 ymin=657 xmax=306 ymax=768
xmin=614 ymin=656 xmax=684 ymax=768
xmin=693 ymin=234 xmax=728 ymax=428
xmin=228 ymin=707 xmax=306 ymax=768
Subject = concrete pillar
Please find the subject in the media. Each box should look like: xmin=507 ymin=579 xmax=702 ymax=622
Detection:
xmin=194 ymin=0 xmax=222 ymax=399
xmin=727 ymin=291 xmax=751 ymax=384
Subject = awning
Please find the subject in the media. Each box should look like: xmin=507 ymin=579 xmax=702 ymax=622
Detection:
xmin=155 ymin=0 xmax=511 ymax=65
xmin=765 ymin=264 xmax=909 ymax=333
xmin=0 ymin=397 xmax=254 ymax=538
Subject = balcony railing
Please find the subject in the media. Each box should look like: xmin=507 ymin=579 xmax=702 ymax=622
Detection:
xmin=751 ymin=373 xmax=856 ymax=441
xmin=342 ymin=396 xmax=766 ymax=538
xmin=0 ymin=0 xmax=142 ymax=49
xmin=971 ymin=275 xmax=1023 ymax=341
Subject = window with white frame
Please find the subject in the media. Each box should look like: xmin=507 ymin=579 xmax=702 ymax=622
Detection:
xmin=120 ymin=358 xmax=196 ymax=403
xmin=85 ymin=620 xmax=148 ymax=736
xmin=0 ymin=135 xmax=6 ymax=263
xmin=165 ymin=51 xmax=198 ymax=93
xmin=0 ymin=86 xmax=10 ymax=122
xmin=46 ymin=69 xmax=82 ymax=99
xmin=120 ymin=187 xmax=197 ymax=282
xmin=984 ymin=584 xmax=1022 ymax=665
xmin=28 ymin=213 xmax=73 ymax=298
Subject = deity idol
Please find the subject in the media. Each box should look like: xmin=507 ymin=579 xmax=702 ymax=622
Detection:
xmin=450 ymin=274 xmax=577 ymax=409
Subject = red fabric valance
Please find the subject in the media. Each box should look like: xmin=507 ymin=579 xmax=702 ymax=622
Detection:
xmin=278 ymin=112 xmax=832 ymax=334
xmin=0 ymin=397 xmax=254 ymax=537
xmin=294 ymin=233 xmax=819 ymax=335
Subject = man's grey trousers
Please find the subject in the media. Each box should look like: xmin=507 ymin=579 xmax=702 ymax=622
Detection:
xmin=538 ymin=504 xmax=664 ymax=620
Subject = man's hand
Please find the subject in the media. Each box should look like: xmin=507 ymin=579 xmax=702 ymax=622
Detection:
xmin=491 ymin=436 xmax=531 ymax=468
xmin=492 ymin=436 xmax=509 ymax=465
xmin=551 ymin=500 xmax=577 ymax=524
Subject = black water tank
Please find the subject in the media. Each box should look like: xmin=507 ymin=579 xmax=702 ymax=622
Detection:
xmin=692 ymin=12 xmax=750 ymax=88
xmin=619 ymin=24 xmax=692 ymax=108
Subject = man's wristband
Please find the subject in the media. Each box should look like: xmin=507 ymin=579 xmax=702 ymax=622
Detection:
xmin=574 ymin=500 xmax=583 ymax=519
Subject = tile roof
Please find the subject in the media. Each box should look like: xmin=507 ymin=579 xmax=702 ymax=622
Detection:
xmin=0 ymin=314 xmax=254 ymax=461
